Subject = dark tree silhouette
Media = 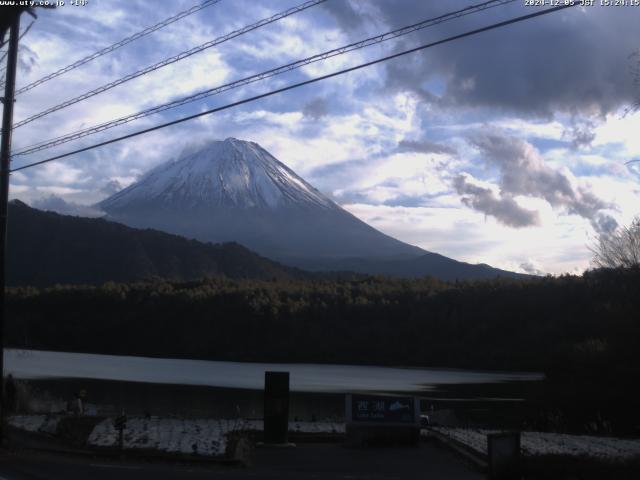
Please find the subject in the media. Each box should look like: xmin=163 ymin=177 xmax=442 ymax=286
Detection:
xmin=591 ymin=216 xmax=640 ymax=269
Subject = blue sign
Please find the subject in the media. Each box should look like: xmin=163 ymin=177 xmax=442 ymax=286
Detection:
xmin=348 ymin=394 xmax=417 ymax=424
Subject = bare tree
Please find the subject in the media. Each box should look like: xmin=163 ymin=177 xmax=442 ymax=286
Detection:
xmin=591 ymin=216 xmax=640 ymax=269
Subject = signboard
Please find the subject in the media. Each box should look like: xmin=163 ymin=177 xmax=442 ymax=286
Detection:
xmin=346 ymin=394 xmax=419 ymax=426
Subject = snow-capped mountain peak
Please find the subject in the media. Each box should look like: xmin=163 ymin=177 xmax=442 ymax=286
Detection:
xmin=101 ymin=138 xmax=335 ymax=211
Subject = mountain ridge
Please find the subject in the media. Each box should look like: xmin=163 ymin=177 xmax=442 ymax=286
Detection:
xmin=6 ymin=200 xmax=319 ymax=286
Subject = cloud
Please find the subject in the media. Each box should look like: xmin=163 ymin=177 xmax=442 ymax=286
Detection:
xmin=18 ymin=44 xmax=39 ymax=75
xmin=590 ymin=212 xmax=619 ymax=236
xmin=322 ymin=0 xmax=382 ymax=32
xmin=563 ymin=119 xmax=597 ymax=149
xmin=467 ymin=132 xmax=618 ymax=234
xmin=397 ymin=139 xmax=456 ymax=156
xmin=519 ymin=260 xmax=546 ymax=276
xmin=6 ymin=0 xmax=638 ymax=277
xmin=622 ymin=49 xmax=640 ymax=115
xmin=328 ymin=2 xmax=640 ymax=117
xmin=343 ymin=202 xmax=595 ymax=275
xmin=453 ymin=174 xmax=540 ymax=228
xmin=100 ymin=179 xmax=124 ymax=196
xmin=302 ymin=97 xmax=329 ymax=120
xmin=31 ymin=195 xmax=104 ymax=218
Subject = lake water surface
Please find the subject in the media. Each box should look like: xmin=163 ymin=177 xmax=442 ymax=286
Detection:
xmin=5 ymin=349 xmax=543 ymax=394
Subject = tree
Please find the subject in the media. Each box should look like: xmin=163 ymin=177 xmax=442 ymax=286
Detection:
xmin=591 ymin=216 xmax=640 ymax=269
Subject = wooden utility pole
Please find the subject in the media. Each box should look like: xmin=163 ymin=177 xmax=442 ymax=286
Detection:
xmin=0 ymin=9 xmax=21 ymax=445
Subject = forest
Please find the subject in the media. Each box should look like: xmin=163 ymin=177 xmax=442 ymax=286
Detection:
xmin=6 ymin=267 xmax=640 ymax=433
xmin=6 ymin=268 xmax=638 ymax=368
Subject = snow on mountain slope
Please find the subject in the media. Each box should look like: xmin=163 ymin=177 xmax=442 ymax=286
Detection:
xmin=101 ymin=138 xmax=336 ymax=211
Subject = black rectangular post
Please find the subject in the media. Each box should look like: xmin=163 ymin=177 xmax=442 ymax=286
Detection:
xmin=488 ymin=431 xmax=521 ymax=480
xmin=263 ymin=371 xmax=289 ymax=444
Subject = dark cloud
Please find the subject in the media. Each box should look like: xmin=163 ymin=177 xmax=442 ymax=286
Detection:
xmin=397 ymin=139 xmax=457 ymax=156
xmin=629 ymin=50 xmax=640 ymax=113
xmin=31 ymin=195 xmax=104 ymax=218
xmin=590 ymin=212 xmax=619 ymax=236
xmin=329 ymin=1 xmax=639 ymax=117
xmin=383 ymin=58 xmax=441 ymax=104
xmin=322 ymin=0 xmax=378 ymax=32
xmin=302 ymin=97 xmax=329 ymax=120
xmin=453 ymin=174 xmax=540 ymax=228
xmin=469 ymin=132 xmax=618 ymax=234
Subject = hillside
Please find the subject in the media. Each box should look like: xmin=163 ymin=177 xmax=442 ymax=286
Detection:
xmin=6 ymin=200 xmax=309 ymax=286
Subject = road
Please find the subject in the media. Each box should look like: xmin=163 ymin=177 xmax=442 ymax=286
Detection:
xmin=0 ymin=443 xmax=484 ymax=480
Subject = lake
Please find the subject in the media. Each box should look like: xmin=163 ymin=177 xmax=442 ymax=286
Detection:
xmin=5 ymin=349 xmax=544 ymax=420
xmin=5 ymin=348 xmax=542 ymax=394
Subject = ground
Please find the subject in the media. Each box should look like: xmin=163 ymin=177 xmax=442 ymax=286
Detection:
xmin=0 ymin=443 xmax=483 ymax=480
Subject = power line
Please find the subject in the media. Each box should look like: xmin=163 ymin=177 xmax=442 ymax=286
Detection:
xmin=14 ymin=0 xmax=513 ymax=155
xmin=11 ymin=0 xmax=327 ymax=130
xmin=13 ymin=0 xmax=224 ymax=95
xmin=10 ymin=4 xmax=577 ymax=174
xmin=18 ymin=20 xmax=35 ymax=42
xmin=13 ymin=0 xmax=516 ymax=157
xmin=0 ymin=20 xmax=35 ymax=88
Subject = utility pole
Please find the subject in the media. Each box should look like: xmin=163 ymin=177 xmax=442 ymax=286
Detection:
xmin=0 ymin=10 xmax=21 ymax=445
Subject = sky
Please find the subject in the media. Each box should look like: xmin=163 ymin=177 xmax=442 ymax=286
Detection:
xmin=4 ymin=0 xmax=640 ymax=275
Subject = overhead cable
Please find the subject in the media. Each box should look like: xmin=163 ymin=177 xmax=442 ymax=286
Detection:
xmin=12 ymin=0 xmax=327 ymax=129
xmin=0 ymin=20 xmax=35 ymax=88
xmin=14 ymin=0 xmax=224 ymax=95
xmin=13 ymin=0 xmax=515 ymax=156
xmin=10 ymin=4 xmax=577 ymax=173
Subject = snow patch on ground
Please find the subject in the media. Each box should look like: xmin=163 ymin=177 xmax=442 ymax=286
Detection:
xmin=432 ymin=427 xmax=640 ymax=461
xmin=87 ymin=417 xmax=345 ymax=457
xmin=88 ymin=418 xmax=238 ymax=456
xmin=8 ymin=415 xmax=60 ymax=435
xmin=289 ymin=420 xmax=345 ymax=434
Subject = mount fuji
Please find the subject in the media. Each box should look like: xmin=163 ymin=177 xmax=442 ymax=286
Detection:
xmin=98 ymin=138 xmax=523 ymax=279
